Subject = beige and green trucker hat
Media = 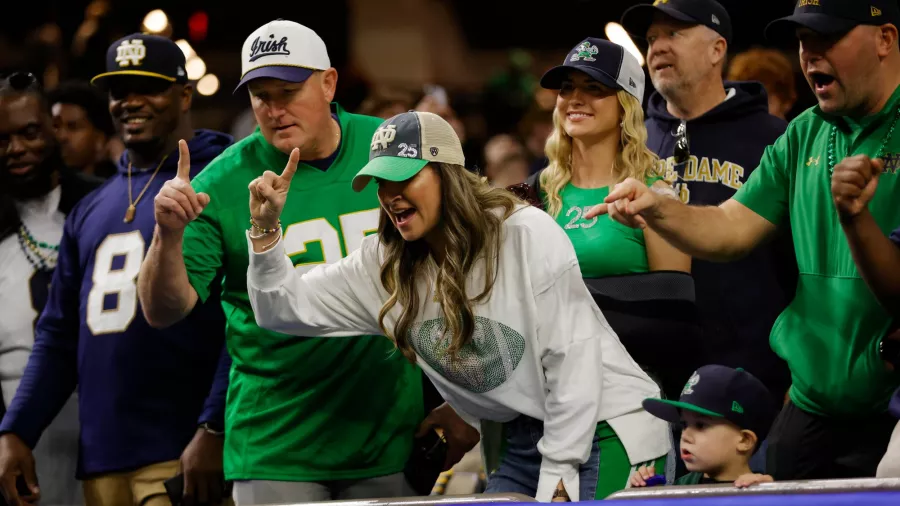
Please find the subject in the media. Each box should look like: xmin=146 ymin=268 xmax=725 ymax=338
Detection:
xmin=352 ymin=111 xmax=465 ymax=192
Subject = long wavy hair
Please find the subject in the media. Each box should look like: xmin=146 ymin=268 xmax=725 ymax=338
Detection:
xmin=541 ymin=90 xmax=662 ymax=218
xmin=377 ymin=163 xmax=521 ymax=363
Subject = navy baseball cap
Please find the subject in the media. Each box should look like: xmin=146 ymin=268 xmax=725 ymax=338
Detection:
xmin=766 ymin=0 xmax=900 ymax=44
xmin=235 ymin=19 xmax=331 ymax=94
xmin=621 ymin=0 xmax=733 ymax=44
xmin=539 ymin=38 xmax=646 ymax=105
xmin=91 ymin=34 xmax=187 ymax=87
xmin=643 ymin=365 xmax=777 ymax=443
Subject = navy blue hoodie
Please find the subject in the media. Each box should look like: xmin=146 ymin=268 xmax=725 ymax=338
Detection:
xmin=645 ymin=81 xmax=796 ymax=399
xmin=0 ymin=129 xmax=234 ymax=477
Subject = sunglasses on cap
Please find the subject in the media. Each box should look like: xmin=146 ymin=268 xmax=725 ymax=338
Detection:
xmin=673 ymin=120 xmax=690 ymax=165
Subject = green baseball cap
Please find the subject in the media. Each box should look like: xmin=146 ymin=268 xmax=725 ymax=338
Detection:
xmin=352 ymin=111 xmax=465 ymax=192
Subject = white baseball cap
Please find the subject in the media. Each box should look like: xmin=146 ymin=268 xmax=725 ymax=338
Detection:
xmin=234 ymin=19 xmax=331 ymax=93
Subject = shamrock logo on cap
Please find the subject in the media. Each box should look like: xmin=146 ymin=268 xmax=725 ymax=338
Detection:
xmin=570 ymin=41 xmax=599 ymax=63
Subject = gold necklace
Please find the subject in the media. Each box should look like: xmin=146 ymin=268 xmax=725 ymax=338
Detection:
xmin=125 ymin=154 xmax=170 ymax=223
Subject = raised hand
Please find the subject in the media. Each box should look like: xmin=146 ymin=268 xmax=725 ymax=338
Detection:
xmin=832 ymin=154 xmax=882 ymax=222
xmin=248 ymin=148 xmax=299 ymax=230
xmin=154 ymin=140 xmax=211 ymax=236
xmin=584 ymin=177 xmax=659 ymax=229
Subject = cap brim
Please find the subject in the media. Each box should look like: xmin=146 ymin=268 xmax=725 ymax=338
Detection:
xmin=233 ymin=66 xmax=317 ymax=94
xmin=91 ymin=70 xmax=177 ymax=87
xmin=540 ymin=65 xmax=623 ymax=92
xmin=352 ymin=156 xmax=428 ymax=192
xmin=642 ymin=398 xmax=724 ymax=424
xmin=620 ymin=5 xmax=699 ymax=39
xmin=765 ymin=14 xmax=857 ymax=44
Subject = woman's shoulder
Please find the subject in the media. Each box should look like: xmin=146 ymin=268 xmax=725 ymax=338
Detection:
xmin=503 ymin=206 xmax=577 ymax=259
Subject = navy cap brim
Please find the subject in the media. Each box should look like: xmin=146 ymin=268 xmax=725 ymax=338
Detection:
xmin=90 ymin=70 xmax=178 ymax=88
xmin=621 ymin=4 xmax=700 ymax=39
xmin=233 ymin=66 xmax=317 ymax=94
xmin=539 ymin=65 xmax=623 ymax=92
xmin=765 ymin=13 xmax=858 ymax=44
xmin=642 ymin=398 xmax=725 ymax=424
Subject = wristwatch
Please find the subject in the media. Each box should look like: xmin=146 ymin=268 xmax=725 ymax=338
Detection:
xmin=199 ymin=421 xmax=225 ymax=437
xmin=879 ymin=337 xmax=900 ymax=370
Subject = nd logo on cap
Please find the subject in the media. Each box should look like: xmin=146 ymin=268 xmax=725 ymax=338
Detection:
xmin=116 ymin=39 xmax=147 ymax=67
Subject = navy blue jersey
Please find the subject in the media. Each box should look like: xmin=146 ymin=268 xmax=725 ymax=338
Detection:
xmin=0 ymin=130 xmax=233 ymax=477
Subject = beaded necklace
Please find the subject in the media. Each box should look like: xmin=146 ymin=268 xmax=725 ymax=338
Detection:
xmin=17 ymin=222 xmax=59 ymax=272
xmin=827 ymin=106 xmax=900 ymax=173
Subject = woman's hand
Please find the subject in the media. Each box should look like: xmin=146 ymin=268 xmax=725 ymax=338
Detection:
xmin=249 ymin=148 xmax=299 ymax=230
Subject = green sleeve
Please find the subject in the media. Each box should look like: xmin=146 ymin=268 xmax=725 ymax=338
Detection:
xmin=183 ymin=175 xmax=225 ymax=303
xmin=674 ymin=472 xmax=704 ymax=486
xmin=732 ymin=132 xmax=793 ymax=227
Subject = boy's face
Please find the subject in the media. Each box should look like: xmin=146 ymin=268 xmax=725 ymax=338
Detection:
xmin=679 ymin=411 xmax=746 ymax=474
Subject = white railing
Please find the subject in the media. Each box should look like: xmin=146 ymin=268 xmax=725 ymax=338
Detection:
xmin=258 ymin=493 xmax=535 ymax=506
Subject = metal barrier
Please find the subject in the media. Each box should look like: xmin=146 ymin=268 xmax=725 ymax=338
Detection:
xmin=605 ymin=477 xmax=900 ymax=500
xmin=260 ymin=493 xmax=535 ymax=506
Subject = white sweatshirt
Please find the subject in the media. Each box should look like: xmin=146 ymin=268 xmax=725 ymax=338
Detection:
xmin=246 ymin=205 xmax=669 ymax=502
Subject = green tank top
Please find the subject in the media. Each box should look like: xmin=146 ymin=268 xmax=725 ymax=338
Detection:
xmin=548 ymin=178 xmax=661 ymax=278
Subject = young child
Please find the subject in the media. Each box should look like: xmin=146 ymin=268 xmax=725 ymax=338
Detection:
xmin=630 ymin=365 xmax=777 ymax=488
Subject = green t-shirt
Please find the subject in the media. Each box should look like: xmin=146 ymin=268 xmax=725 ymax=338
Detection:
xmin=183 ymin=104 xmax=423 ymax=481
xmin=675 ymin=472 xmax=727 ymax=485
xmin=549 ymin=178 xmax=662 ymax=278
xmin=734 ymin=87 xmax=900 ymax=417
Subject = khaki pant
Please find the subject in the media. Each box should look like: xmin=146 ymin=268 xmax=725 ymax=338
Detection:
xmin=83 ymin=460 xmax=179 ymax=506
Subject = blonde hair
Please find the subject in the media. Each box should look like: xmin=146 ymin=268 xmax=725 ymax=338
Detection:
xmin=377 ymin=163 xmax=521 ymax=363
xmin=541 ymin=90 xmax=661 ymax=218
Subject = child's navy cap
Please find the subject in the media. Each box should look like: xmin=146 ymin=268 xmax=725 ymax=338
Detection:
xmin=643 ymin=365 xmax=777 ymax=443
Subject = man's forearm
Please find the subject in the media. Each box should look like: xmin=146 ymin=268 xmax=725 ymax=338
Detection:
xmin=646 ymin=197 xmax=769 ymax=262
xmin=841 ymin=211 xmax=900 ymax=316
xmin=138 ymin=226 xmax=199 ymax=328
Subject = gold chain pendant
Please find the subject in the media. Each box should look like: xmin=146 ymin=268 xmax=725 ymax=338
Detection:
xmin=124 ymin=204 xmax=136 ymax=223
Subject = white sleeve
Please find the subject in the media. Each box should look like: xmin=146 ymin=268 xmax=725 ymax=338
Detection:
xmin=533 ymin=262 xmax=606 ymax=503
xmin=246 ymin=232 xmax=386 ymax=337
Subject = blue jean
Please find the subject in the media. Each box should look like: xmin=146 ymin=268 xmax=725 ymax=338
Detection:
xmin=484 ymin=416 xmax=602 ymax=501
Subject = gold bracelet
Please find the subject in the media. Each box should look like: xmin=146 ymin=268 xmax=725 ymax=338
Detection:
xmin=249 ymin=218 xmax=281 ymax=235
xmin=259 ymin=230 xmax=282 ymax=252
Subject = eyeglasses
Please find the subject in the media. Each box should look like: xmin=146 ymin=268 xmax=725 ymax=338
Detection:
xmin=2 ymin=71 xmax=39 ymax=91
xmin=673 ymin=120 xmax=690 ymax=165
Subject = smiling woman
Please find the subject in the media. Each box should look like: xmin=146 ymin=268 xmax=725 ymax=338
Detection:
xmin=243 ymin=110 xmax=670 ymax=502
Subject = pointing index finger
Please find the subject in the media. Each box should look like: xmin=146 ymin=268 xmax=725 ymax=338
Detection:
xmin=176 ymin=139 xmax=191 ymax=181
xmin=280 ymin=148 xmax=300 ymax=184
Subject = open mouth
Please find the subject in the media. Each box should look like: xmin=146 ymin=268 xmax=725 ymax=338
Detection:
xmin=274 ymin=124 xmax=295 ymax=132
xmin=809 ymin=72 xmax=836 ymax=93
xmin=654 ymin=63 xmax=675 ymax=72
xmin=680 ymin=448 xmax=694 ymax=461
xmin=393 ymin=208 xmax=417 ymax=227
xmin=122 ymin=116 xmax=151 ymax=133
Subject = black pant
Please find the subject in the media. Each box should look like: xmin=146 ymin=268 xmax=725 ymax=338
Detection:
xmin=767 ymin=401 xmax=896 ymax=480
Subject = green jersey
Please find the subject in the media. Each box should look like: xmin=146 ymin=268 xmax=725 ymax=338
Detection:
xmin=548 ymin=178 xmax=662 ymax=278
xmin=183 ymin=104 xmax=422 ymax=481
xmin=734 ymin=87 xmax=900 ymax=417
